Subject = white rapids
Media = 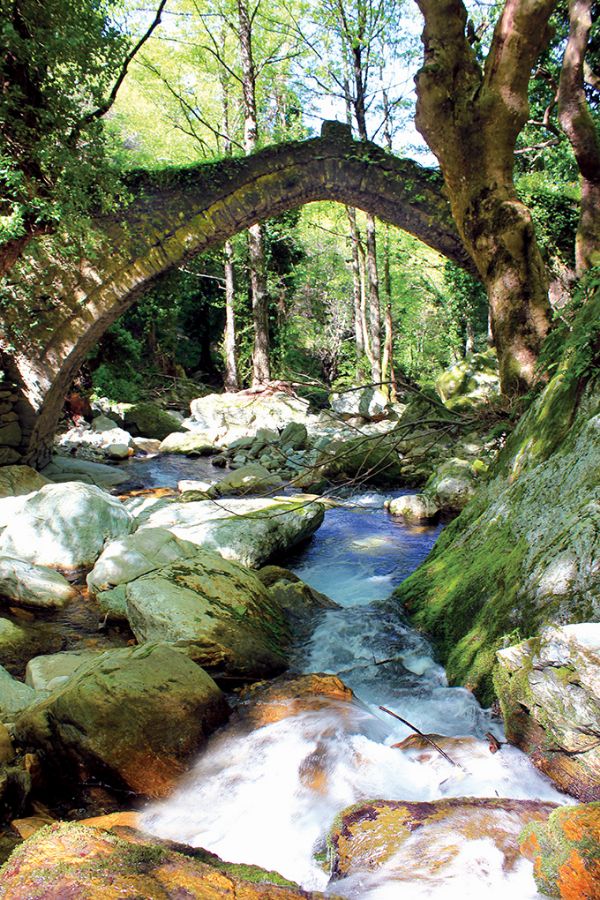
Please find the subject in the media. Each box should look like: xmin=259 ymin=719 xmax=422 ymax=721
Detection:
xmin=142 ymin=493 xmax=569 ymax=898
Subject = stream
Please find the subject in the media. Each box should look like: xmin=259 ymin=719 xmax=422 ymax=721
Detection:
xmin=121 ymin=456 xmax=567 ymax=899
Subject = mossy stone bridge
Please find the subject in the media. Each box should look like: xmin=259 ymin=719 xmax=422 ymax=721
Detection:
xmin=1 ymin=122 xmax=473 ymax=468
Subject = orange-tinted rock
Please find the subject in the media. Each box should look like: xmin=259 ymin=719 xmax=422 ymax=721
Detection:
xmin=10 ymin=815 xmax=54 ymax=840
xmin=236 ymin=673 xmax=355 ymax=728
xmin=77 ymin=811 xmax=141 ymax=831
xmin=329 ymin=797 xmax=557 ymax=880
xmin=0 ymin=822 xmax=334 ymax=899
xmin=519 ymin=802 xmax=600 ymax=899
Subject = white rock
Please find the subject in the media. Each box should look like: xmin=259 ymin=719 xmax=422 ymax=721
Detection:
xmin=0 ymin=482 xmax=134 ymax=569
xmin=0 ymin=556 xmax=78 ymax=608
xmin=136 ymin=497 xmax=324 ymax=568
xmin=25 ymin=650 xmax=103 ymax=691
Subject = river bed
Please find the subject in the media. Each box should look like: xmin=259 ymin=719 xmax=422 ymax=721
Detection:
xmin=120 ymin=458 xmax=567 ymax=898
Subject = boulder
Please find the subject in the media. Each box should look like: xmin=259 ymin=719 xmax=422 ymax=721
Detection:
xmin=0 ymin=483 xmax=133 ymax=570
xmin=15 ymin=644 xmax=230 ymax=798
xmin=0 ymin=557 xmax=78 ymax=609
xmin=126 ymin=552 xmax=290 ymax=679
xmin=40 ymin=455 xmax=130 ymax=489
xmin=136 ymin=497 xmax=324 ymax=569
xmin=520 ymin=802 xmax=600 ymax=899
xmin=91 ymin=415 xmax=120 ymax=433
xmin=105 ymin=442 xmax=130 ymax=460
xmin=279 ymin=421 xmax=308 ymax=450
xmin=316 ymin=432 xmax=404 ymax=486
xmin=329 ymin=797 xmax=557 ymax=882
xmin=236 ymin=673 xmax=354 ymax=728
xmin=131 ymin=436 xmax=161 ymax=454
xmin=436 ymin=348 xmax=500 ymax=409
xmin=330 ymin=386 xmax=389 ymax=421
xmin=213 ymin=463 xmax=284 ymax=497
xmin=495 ymin=624 xmax=600 ymax=800
xmin=386 ymin=493 xmax=440 ymax=523
xmin=424 ymin=457 xmax=480 ymax=512
xmin=123 ymin=402 xmax=182 ymax=441
xmin=0 ymin=616 xmax=62 ymax=676
xmin=256 ymin=566 xmax=338 ymax=636
xmin=25 ymin=650 xmax=104 ymax=692
xmin=0 ymin=666 xmax=39 ymax=721
xmin=0 ymin=822 xmax=329 ymax=899
xmin=0 ymin=467 xmax=50 ymax=499
xmin=87 ymin=527 xmax=201 ymax=620
xmin=186 ymin=391 xmax=311 ymax=441
xmin=158 ymin=431 xmax=216 ymax=455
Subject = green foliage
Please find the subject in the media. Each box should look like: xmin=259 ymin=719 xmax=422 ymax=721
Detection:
xmin=538 ymin=268 xmax=600 ymax=384
xmin=0 ymin=0 xmax=132 ymax=243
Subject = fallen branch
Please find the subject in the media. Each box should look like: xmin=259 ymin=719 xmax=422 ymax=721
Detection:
xmin=379 ymin=705 xmax=467 ymax=771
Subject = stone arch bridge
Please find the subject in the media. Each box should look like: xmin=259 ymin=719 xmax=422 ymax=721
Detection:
xmin=1 ymin=122 xmax=473 ymax=468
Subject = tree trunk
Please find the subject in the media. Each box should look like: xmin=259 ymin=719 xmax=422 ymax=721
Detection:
xmin=558 ymin=0 xmax=600 ymax=275
xmin=415 ymin=0 xmax=555 ymax=396
xmin=237 ymin=0 xmax=270 ymax=385
xmin=223 ymin=239 xmax=239 ymax=391
xmin=366 ymin=212 xmax=381 ymax=385
xmin=220 ymin=66 xmax=239 ymax=392
xmin=381 ymin=223 xmax=397 ymax=401
xmin=346 ymin=206 xmax=366 ymax=358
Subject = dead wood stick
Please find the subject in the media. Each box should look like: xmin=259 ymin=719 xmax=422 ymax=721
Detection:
xmin=379 ymin=705 xmax=467 ymax=771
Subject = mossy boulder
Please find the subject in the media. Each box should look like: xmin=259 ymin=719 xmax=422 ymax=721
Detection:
xmin=124 ymin=402 xmax=182 ymax=441
xmin=125 ymin=551 xmax=291 ymax=680
xmin=316 ymin=432 xmax=404 ymax=485
xmin=14 ymin=643 xmax=229 ymax=799
xmin=520 ymin=803 xmax=600 ymax=899
xmin=0 ymin=665 xmax=39 ymax=720
xmin=0 ymin=822 xmax=331 ymax=899
xmin=0 ymin=615 xmax=62 ymax=677
xmin=436 ymin=348 xmax=500 ymax=409
xmin=495 ymin=625 xmax=600 ymax=800
xmin=328 ymin=797 xmax=557 ymax=882
xmin=393 ymin=347 xmax=600 ymax=704
xmin=423 ymin=457 xmax=481 ymax=512
xmin=212 ymin=463 xmax=284 ymax=497
xmin=256 ymin=566 xmax=339 ymax=639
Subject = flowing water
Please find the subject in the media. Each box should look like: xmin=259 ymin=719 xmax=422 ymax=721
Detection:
xmin=137 ymin=472 xmax=568 ymax=898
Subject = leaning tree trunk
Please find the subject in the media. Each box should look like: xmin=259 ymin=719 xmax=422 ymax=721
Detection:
xmin=415 ymin=0 xmax=555 ymax=397
xmin=237 ymin=0 xmax=270 ymax=385
xmin=558 ymin=0 xmax=600 ymax=275
xmin=346 ymin=206 xmax=366 ymax=359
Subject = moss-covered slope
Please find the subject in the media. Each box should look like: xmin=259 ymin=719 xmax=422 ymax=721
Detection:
xmin=393 ymin=296 xmax=600 ymax=705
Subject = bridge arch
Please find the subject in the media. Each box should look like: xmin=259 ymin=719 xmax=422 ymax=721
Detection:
xmin=1 ymin=122 xmax=472 ymax=467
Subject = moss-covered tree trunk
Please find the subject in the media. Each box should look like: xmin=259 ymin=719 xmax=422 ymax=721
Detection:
xmin=415 ymin=0 xmax=556 ymax=396
xmin=558 ymin=0 xmax=600 ymax=275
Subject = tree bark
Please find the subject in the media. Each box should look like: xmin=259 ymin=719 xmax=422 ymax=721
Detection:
xmin=237 ymin=0 xmax=270 ymax=385
xmin=223 ymin=239 xmax=239 ymax=391
xmin=558 ymin=0 xmax=600 ymax=275
xmin=365 ymin=212 xmax=382 ymax=385
xmin=346 ymin=206 xmax=366 ymax=358
xmin=220 ymin=66 xmax=239 ymax=392
xmin=414 ymin=0 xmax=555 ymax=397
